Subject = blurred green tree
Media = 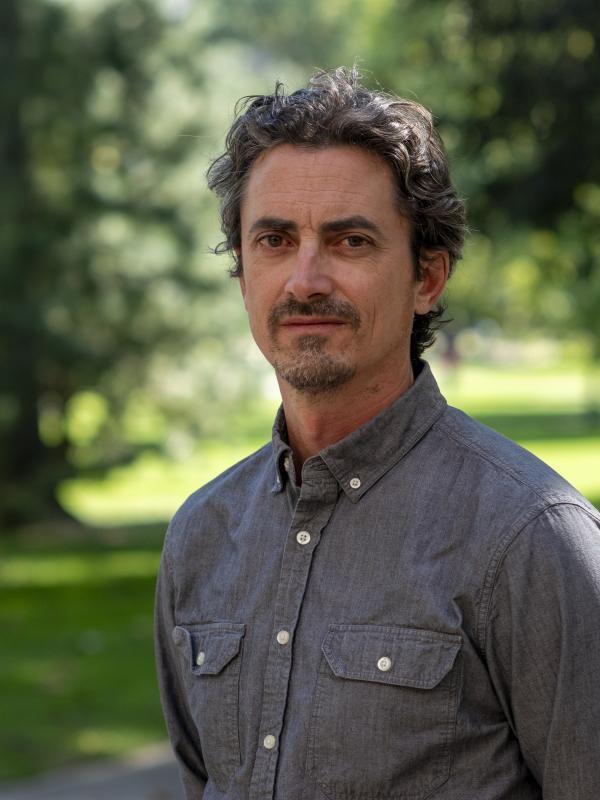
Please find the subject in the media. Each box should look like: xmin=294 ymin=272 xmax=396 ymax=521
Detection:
xmin=3 ymin=0 xmax=599 ymax=526
xmin=368 ymin=0 xmax=600 ymax=352
xmin=0 ymin=0 xmax=222 ymax=525
xmin=215 ymin=0 xmax=600 ymax=353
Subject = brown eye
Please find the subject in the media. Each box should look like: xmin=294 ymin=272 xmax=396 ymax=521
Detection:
xmin=345 ymin=235 xmax=367 ymax=248
xmin=260 ymin=234 xmax=284 ymax=247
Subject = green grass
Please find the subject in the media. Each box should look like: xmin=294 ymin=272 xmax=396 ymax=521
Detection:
xmin=59 ymin=439 xmax=272 ymax=527
xmin=436 ymin=362 xmax=600 ymax=506
xmin=0 ymin=526 xmax=167 ymax=781
xmin=60 ymin=361 xmax=600 ymax=525
xmin=1 ymin=358 xmax=598 ymax=782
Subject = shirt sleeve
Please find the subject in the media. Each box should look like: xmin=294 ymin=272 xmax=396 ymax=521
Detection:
xmin=484 ymin=502 xmax=600 ymax=798
xmin=154 ymin=533 xmax=208 ymax=799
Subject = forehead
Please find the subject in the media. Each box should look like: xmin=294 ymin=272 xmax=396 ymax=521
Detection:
xmin=240 ymin=144 xmax=401 ymax=226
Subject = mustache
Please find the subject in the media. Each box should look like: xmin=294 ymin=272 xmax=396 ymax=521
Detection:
xmin=268 ymin=298 xmax=361 ymax=332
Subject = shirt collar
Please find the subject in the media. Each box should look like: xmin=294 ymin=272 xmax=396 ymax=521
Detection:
xmin=271 ymin=409 xmax=293 ymax=493
xmin=271 ymin=360 xmax=447 ymax=501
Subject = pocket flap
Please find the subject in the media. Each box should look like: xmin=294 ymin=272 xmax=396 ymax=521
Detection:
xmin=322 ymin=624 xmax=460 ymax=689
xmin=174 ymin=623 xmax=245 ymax=676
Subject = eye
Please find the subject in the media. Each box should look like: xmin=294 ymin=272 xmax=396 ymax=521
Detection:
xmin=343 ymin=235 xmax=369 ymax=248
xmin=257 ymin=233 xmax=286 ymax=248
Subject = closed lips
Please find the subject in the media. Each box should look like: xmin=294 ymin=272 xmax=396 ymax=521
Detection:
xmin=280 ymin=317 xmax=346 ymax=326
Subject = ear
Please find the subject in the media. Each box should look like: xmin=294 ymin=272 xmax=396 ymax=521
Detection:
xmin=414 ymin=249 xmax=450 ymax=315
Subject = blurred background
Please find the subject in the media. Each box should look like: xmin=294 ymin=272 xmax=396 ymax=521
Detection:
xmin=1 ymin=0 xmax=599 ymax=788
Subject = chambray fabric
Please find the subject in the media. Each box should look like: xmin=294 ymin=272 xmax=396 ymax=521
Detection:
xmin=154 ymin=361 xmax=600 ymax=800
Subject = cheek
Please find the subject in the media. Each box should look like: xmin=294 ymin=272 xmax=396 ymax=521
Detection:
xmin=367 ymin=280 xmax=417 ymax=332
xmin=243 ymin=286 xmax=275 ymax=342
xmin=250 ymin=283 xmax=276 ymax=315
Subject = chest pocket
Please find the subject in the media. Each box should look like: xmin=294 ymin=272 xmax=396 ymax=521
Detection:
xmin=307 ymin=624 xmax=461 ymax=800
xmin=173 ymin=622 xmax=245 ymax=792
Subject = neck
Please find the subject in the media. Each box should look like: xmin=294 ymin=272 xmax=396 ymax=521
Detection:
xmin=279 ymin=361 xmax=415 ymax=469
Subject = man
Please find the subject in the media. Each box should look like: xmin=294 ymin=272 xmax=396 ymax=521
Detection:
xmin=155 ymin=67 xmax=600 ymax=799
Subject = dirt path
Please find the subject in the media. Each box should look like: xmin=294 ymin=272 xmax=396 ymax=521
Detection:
xmin=0 ymin=743 xmax=184 ymax=800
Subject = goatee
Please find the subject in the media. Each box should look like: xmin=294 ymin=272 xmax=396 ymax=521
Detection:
xmin=268 ymin=298 xmax=360 ymax=395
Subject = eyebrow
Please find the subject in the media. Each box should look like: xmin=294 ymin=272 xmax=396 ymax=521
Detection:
xmin=247 ymin=215 xmax=383 ymax=237
xmin=320 ymin=216 xmax=383 ymax=237
xmin=248 ymin=217 xmax=298 ymax=235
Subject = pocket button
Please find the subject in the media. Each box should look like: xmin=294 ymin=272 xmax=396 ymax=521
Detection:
xmin=377 ymin=656 xmax=392 ymax=672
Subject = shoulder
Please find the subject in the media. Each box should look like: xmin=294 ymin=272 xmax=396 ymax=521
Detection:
xmin=434 ymin=404 xmax=596 ymax=515
xmin=481 ymin=500 xmax=600 ymax=653
xmin=431 ymin=408 xmax=600 ymax=647
xmin=162 ymin=441 xmax=273 ymax=558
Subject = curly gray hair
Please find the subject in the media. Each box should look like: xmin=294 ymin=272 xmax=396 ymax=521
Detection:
xmin=207 ymin=66 xmax=467 ymax=360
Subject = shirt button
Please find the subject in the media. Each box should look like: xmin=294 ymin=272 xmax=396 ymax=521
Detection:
xmin=283 ymin=456 xmax=290 ymax=472
xmin=196 ymin=651 xmax=206 ymax=667
xmin=263 ymin=734 xmax=276 ymax=750
xmin=296 ymin=530 xmax=311 ymax=545
xmin=349 ymin=476 xmax=361 ymax=489
xmin=377 ymin=656 xmax=392 ymax=672
xmin=276 ymin=629 xmax=290 ymax=645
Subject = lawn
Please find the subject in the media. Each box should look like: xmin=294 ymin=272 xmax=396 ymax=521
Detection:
xmin=60 ymin=359 xmax=600 ymax=525
xmin=437 ymin=361 xmax=600 ymax=505
xmin=1 ymin=358 xmax=598 ymax=782
xmin=0 ymin=525 xmax=167 ymax=781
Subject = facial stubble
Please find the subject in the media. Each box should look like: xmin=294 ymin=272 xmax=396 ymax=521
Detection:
xmin=267 ymin=298 xmax=361 ymax=396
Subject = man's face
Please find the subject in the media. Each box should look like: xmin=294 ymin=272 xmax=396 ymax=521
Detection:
xmin=239 ymin=144 xmax=445 ymax=396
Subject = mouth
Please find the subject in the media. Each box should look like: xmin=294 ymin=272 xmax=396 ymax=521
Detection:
xmin=278 ymin=317 xmax=347 ymax=333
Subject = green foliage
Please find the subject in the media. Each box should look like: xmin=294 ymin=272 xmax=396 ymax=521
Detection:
xmin=0 ymin=0 xmax=259 ymax=524
xmin=2 ymin=0 xmax=600 ymax=525
xmin=213 ymin=0 xmax=600 ymax=344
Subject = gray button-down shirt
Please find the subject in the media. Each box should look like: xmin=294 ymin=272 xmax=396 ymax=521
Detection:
xmin=155 ymin=362 xmax=600 ymax=800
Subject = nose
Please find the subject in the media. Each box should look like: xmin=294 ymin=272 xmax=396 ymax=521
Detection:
xmin=283 ymin=242 xmax=334 ymax=301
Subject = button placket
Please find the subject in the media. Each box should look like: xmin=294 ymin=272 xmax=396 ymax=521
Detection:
xmin=249 ymin=466 xmax=339 ymax=800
